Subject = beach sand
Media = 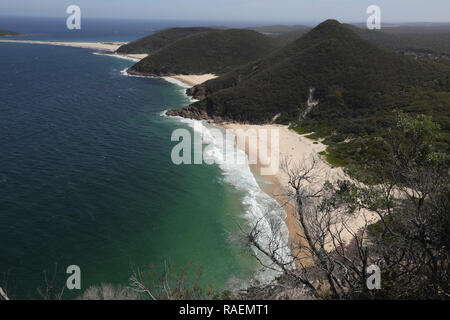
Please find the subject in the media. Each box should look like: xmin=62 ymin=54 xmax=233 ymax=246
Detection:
xmin=0 ymin=40 xmax=148 ymax=60
xmin=168 ymin=74 xmax=217 ymax=86
xmin=221 ymin=123 xmax=379 ymax=254
xmin=0 ymin=40 xmax=216 ymax=86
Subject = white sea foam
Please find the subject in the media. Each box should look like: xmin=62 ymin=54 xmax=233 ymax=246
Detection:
xmin=169 ymin=113 xmax=292 ymax=283
xmin=162 ymin=76 xmax=192 ymax=89
xmin=162 ymin=77 xmax=292 ymax=283
xmin=120 ymin=67 xmax=148 ymax=78
xmin=119 ymin=71 xmax=197 ymax=104
xmin=92 ymin=52 xmax=141 ymax=62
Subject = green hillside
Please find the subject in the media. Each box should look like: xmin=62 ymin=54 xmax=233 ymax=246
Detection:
xmin=116 ymin=27 xmax=216 ymax=54
xmin=169 ymin=20 xmax=449 ymax=177
xmin=250 ymin=25 xmax=311 ymax=39
xmin=349 ymin=26 xmax=450 ymax=56
xmin=260 ymin=23 xmax=450 ymax=56
xmin=274 ymin=27 xmax=312 ymax=43
xmin=183 ymin=20 xmax=447 ymax=121
xmin=128 ymin=29 xmax=283 ymax=76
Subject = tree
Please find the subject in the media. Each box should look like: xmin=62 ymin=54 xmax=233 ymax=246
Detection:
xmin=239 ymin=113 xmax=449 ymax=299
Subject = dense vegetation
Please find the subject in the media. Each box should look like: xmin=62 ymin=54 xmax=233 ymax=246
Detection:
xmin=250 ymin=24 xmax=311 ymax=42
xmin=244 ymin=113 xmax=450 ymax=300
xmin=187 ymin=20 xmax=448 ymax=120
xmin=0 ymin=30 xmax=21 ymax=36
xmin=350 ymin=26 xmax=450 ymax=56
xmin=3 ymin=114 xmax=448 ymax=300
xmin=128 ymin=29 xmax=283 ymax=76
xmin=274 ymin=27 xmax=311 ymax=43
xmin=116 ymin=27 xmax=217 ymax=54
xmin=177 ymin=20 xmax=449 ymax=179
xmin=269 ymin=23 xmax=450 ymax=55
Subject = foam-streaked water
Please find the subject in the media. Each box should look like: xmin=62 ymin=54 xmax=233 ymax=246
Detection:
xmin=0 ymin=42 xmax=262 ymax=298
xmin=0 ymin=18 xmax=290 ymax=299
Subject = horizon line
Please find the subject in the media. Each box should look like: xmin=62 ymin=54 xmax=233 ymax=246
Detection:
xmin=1 ymin=15 xmax=450 ymax=26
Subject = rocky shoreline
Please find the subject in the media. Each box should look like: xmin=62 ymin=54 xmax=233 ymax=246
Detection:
xmin=166 ymin=105 xmax=209 ymax=120
xmin=166 ymin=104 xmax=229 ymax=123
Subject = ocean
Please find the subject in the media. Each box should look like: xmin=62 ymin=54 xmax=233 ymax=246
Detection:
xmin=0 ymin=17 xmax=287 ymax=299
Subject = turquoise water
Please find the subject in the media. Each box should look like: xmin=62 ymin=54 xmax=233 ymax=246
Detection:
xmin=0 ymin=43 xmax=262 ymax=299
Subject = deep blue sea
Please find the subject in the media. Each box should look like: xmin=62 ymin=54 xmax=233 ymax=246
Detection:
xmin=0 ymin=17 xmax=286 ymax=299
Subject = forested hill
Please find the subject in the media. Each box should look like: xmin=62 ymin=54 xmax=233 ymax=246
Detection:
xmin=127 ymin=29 xmax=283 ymax=76
xmin=348 ymin=25 xmax=450 ymax=56
xmin=116 ymin=27 xmax=217 ymax=54
xmin=264 ymin=24 xmax=450 ymax=56
xmin=0 ymin=30 xmax=22 ymax=36
xmin=172 ymin=20 xmax=448 ymax=127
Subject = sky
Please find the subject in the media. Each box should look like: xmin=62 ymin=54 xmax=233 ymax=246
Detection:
xmin=0 ymin=0 xmax=449 ymax=23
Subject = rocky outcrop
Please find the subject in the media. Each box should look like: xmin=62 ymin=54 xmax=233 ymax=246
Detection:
xmin=186 ymin=84 xmax=208 ymax=100
xmin=166 ymin=105 xmax=230 ymax=123
xmin=166 ymin=105 xmax=210 ymax=120
xmin=300 ymin=87 xmax=319 ymax=120
xmin=126 ymin=69 xmax=161 ymax=77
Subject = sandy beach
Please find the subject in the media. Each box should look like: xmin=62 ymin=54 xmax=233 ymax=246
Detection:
xmin=221 ymin=123 xmax=379 ymax=252
xmin=0 ymin=40 xmax=217 ymax=86
xmin=0 ymin=39 xmax=125 ymax=50
xmin=0 ymin=40 xmax=148 ymax=60
xmin=168 ymin=74 xmax=217 ymax=86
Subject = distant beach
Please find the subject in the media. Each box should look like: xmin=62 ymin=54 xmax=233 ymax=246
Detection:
xmin=168 ymin=74 xmax=217 ymax=86
xmin=0 ymin=39 xmax=217 ymax=87
xmin=0 ymin=36 xmax=377 ymax=265
xmin=0 ymin=39 xmax=147 ymax=60
xmin=0 ymin=39 xmax=126 ymax=51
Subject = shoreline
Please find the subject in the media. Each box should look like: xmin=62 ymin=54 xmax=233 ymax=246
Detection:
xmin=220 ymin=124 xmax=320 ymax=254
xmin=0 ymin=39 xmax=148 ymax=61
xmin=0 ymin=39 xmax=125 ymax=51
xmin=3 ymin=36 xmax=376 ymax=266
xmin=126 ymin=69 xmax=217 ymax=87
xmin=167 ymin=74 xmax=217 ymax=86
xmin=220 ymin=123 xmax=379 ymax=252
xmin=0 ymin=39 xmax=216 ymax=87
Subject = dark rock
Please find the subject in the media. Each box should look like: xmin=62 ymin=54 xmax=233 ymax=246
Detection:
xmin=186 ymin=84 xmax=208 ymax=100
xmin=166 ymin=105 xmax=210 ymax=120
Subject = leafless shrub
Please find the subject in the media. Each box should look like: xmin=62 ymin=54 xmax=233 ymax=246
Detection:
xmin=238 ymin=113 xmax=449 ymax=300
xmin=78 ymin=283 xmax=137 ymax=300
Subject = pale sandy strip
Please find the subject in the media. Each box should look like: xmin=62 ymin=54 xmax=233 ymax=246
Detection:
xmin=221 ymin=123 xmax=379 ymax=250
xmin=0 ymin=40 xmax=150 ymax=61
xmin=168 ymin=74 xmax=217 ymax=86
xmin=0 ymin=39 xmax=124 ymax=51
